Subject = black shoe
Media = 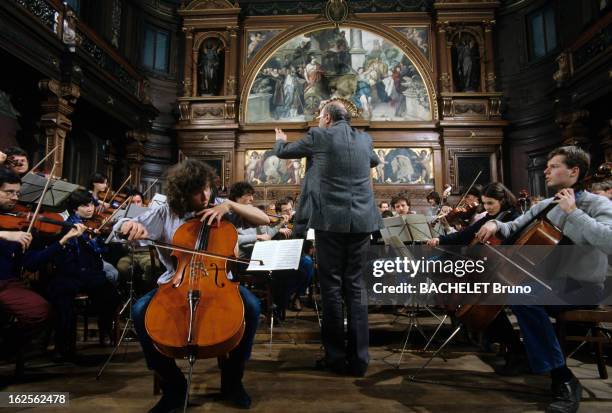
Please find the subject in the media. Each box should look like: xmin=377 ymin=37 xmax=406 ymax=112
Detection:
xmin=348 ymin=363 xmax=368 ymax=377
xmin=494 ymin=353 xmax=530 ymax=377
xmin=148 ymin=394 xmax=184 ymax=413
xmin=220 ymin=358 xmax=251 ymax=409
xmin=221 ymin=382 xmax=251 ymax=409
xmin=546 ymin=377 xmax=582 ymax=413
xmin=315 ymin=358 xmax=347 ymax=375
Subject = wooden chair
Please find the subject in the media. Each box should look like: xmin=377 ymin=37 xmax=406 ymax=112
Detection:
xmin=557 ymin=306 xmax=612 ymax=379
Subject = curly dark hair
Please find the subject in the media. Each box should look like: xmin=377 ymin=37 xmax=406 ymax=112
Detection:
xmin=166 ymin=159 xmax=215 ymax=217
xmin=229 ymin=181 xmax=254 ymax=201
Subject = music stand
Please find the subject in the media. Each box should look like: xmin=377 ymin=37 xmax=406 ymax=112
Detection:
xmin=247 ymin=239 xmax=304 ymax=354
xmin=380 ymin=232 xmax=448 ymax=369
xmin=20 ymin=173 xmax=81 ymax=208
xmin=381 ymin=214 xmax=433 ymax=245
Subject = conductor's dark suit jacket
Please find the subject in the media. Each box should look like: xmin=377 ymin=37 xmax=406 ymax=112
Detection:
xmin=274 ymin=120 xmax=383 ymax=234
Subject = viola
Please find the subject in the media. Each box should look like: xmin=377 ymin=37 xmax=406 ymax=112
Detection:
xmin=144 ymin=218 xmax=246 ymax=360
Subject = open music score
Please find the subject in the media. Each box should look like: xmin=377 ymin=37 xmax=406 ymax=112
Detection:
xmin=247 ymin=239 xmax=304 ymax=272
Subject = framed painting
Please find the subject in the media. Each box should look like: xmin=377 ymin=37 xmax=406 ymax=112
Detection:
xmin=373 ymin=148 xmax=433 ymax=185
xmin=245 ymin=26 xmax=432 ymax=123
xmin=245 ymin=149 xmax=306 ymax=185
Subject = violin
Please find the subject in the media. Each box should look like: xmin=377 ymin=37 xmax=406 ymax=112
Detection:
xmin=144 ymin=218 xmax=247 ymax=360
xmin=0 ymin=210 xmax=74 ymax=236
xmin=435 ymin=201 xmax=479 ymax=227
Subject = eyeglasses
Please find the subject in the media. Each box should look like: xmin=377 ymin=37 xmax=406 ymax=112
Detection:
xmin=0 ymin=189 xmax=21 ymax=198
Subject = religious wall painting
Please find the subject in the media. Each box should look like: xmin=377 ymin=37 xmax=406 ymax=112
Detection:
xmin=198 ymin=37 xmax=225 ymax=95
xmin=394 ymin=26 xmax=430 ymax=61
xmin=245 ymin=150 xmax=306 ymax=185
xmin=373 ymin=148 xmax=433 ymax=185
xmin=451 ymin=32 xmax=481 ymax=92
xmin=246 ymin=30 xmax=283 ymax=63
xmin=245 ymin=27 xmax=432 ymax=123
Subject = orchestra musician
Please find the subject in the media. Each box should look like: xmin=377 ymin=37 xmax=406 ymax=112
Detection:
xmin=46 ymin=189 xmax=121 ymax=356
xmin=114 ymin=159 xmax=269 ymax=411
xmin=475 ymin=146 xmax=612 ymax=413
xmin=0 ymin=169 xmax=50 ymax=355
xmin=273 ymin=100 xmax=382 ymax=377
xmin=391 ymin=193 xmax=412 ymax=216
xmin=427 ymin=182 xmax=528 ymax=374
xmin=0 ymin=146 xmax=29 ymax=177
xmin=591 ymin=180 xmax=612 ymax=200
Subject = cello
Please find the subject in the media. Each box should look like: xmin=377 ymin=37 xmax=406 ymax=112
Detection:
xmin=455 ymin=199 xmax=569 ymax=331
xmin=143 ymin=218 xmax=258 ymax=360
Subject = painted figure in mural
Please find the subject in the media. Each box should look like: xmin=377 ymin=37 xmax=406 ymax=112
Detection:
xmin=198 ymin=40 xmax=223 ymax=95
xmin=390 ymin=155 xmax=414 ymax=183
xmin=283 ymin=67 xmax=304 ymax=118
xmin=305 ymin=58 xmax=324 ymax=91
xmin=247 ymin=32 xmax=264 ymax=59
xmin=376 ymin=150 xmax=387 ymax=183
xmin=246 ymin=151 xmax=263 ymax=183
xmin=416 ymin=150 xmax=432 ymax=183
xmin=269 ymin=68 xmax=285 ymax=119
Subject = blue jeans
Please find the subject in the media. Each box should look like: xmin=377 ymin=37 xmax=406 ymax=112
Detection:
xmin=510 ymin=305 xmax=566 ymax=374
xmin=132 ymin=285 xmax=260 ymax=389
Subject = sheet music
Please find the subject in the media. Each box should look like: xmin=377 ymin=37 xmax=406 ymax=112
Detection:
xmin=247 ymin=239 xmax=304 ymax=272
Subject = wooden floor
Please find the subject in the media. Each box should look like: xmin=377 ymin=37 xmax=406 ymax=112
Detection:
xmin=1 ymin=309 xmax=611 ymax=412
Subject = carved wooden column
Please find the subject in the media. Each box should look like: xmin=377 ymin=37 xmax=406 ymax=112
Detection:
xmin=226 ymin=25 xmax=238 ymax=97
xmin=437 ymin=22 xmax=451 ymax=93
xmin=182 ymin=27 xmax=194 ymax=97
xmin=483 ymin=19 xmax=496 ymax=92
xmin=38 ymin=79 xmax=80 ymax=176
xmin=126 ymin=130 xmax=147 ymax=189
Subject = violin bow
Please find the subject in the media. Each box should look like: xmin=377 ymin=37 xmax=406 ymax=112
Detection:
xmin=25 ymin=146 xmax=58 ymax=177
xmin=101 ymin=174 xmax=131 ymax=212
xmin=26 ymin=163 xmax=57 ymax=235
xmin=142 ymin=178 xmax=159 ymax=198
xmin=454 ymin=170 xmax=482 ymax=209
xmin=96 ymin=195 xmax=133 ymax=232
xmin=480 ymin=243 xmax=552 ymax=291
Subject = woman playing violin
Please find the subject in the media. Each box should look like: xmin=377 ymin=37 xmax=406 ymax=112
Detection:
xmin=115 ymin=159 xmax=269 ymax=412
xmin=475 ymin=146 xmax=612 ymax=413
xmin=426 ymin=182 xmax=527 ymax=375
xmin=46 ymin=189 xmax=121 ymax=356
xmin=427 ymin=182 xmax=519 ymax=247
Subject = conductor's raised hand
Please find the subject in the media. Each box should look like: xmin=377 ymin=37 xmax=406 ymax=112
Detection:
xmin=197 ymin=201 xmax=231 ymax=226
xmin=275 ymin=128 xmax=287 ymax=142
xmin=120 ymin=220 xmax=148 ymax=241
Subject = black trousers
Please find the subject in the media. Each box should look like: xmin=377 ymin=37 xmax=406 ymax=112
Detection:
xmin=315 ymin=230 xmax=370 ymax=369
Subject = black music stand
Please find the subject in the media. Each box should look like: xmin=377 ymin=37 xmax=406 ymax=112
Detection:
xmin=20 ymin=173 xmax=81 ymax=208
